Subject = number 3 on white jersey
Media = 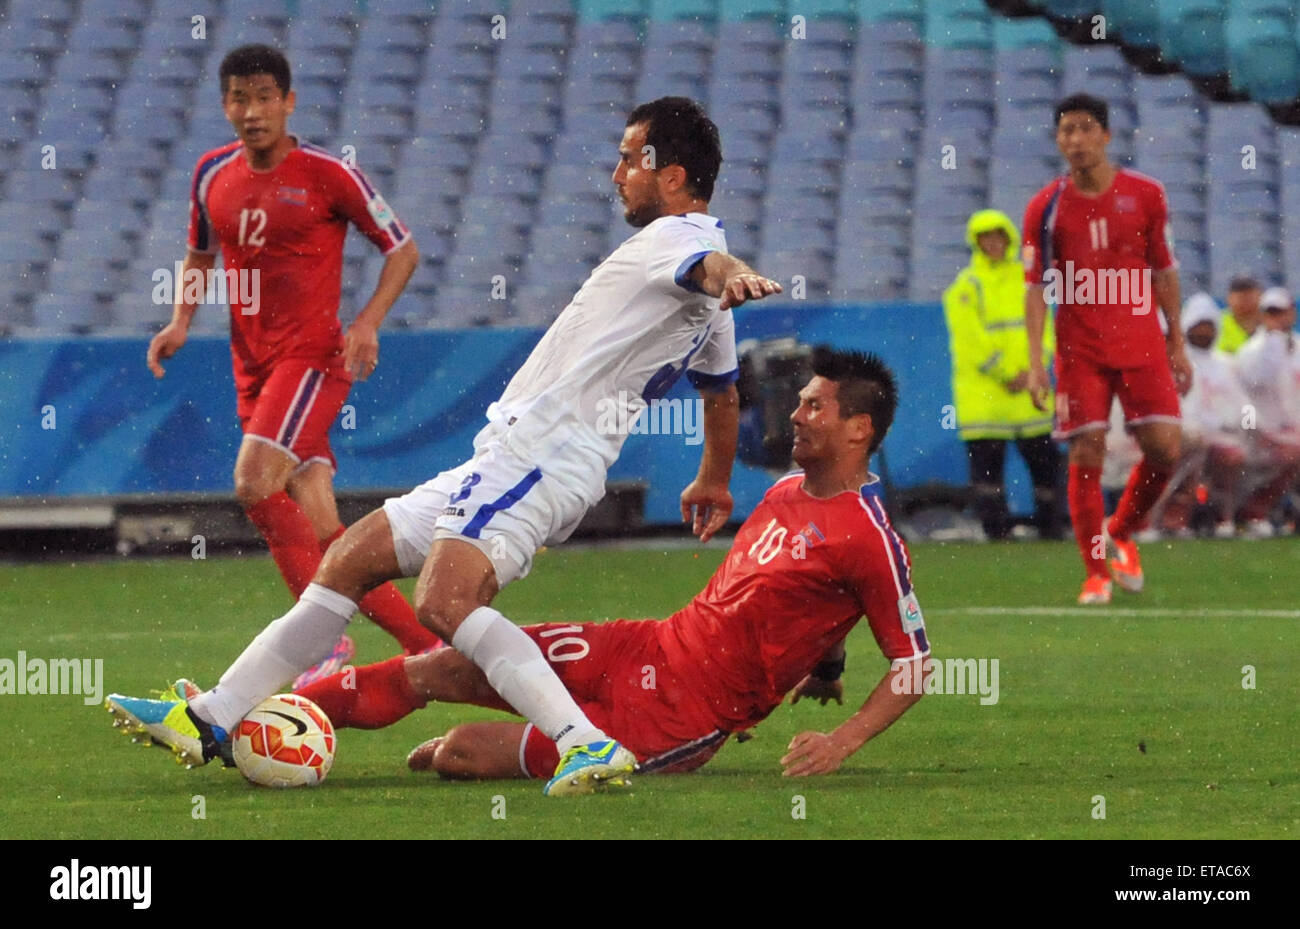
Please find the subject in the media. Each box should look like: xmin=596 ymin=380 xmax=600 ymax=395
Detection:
xmin=238 ymin=208 xmax=267 ymax=247
xmin=747 ymin=518 xmax=787 ymax=565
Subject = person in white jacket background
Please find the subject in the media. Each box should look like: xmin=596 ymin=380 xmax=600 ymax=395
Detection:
xmin=1233 ymin=287 xmax=1300 ymax=537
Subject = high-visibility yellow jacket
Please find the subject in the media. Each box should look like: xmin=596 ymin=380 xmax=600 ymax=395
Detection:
xmin=1215 ymin=313 xmax=1253 ymax=353
xmin=943 ymin=209 xmax=1056 ymax=441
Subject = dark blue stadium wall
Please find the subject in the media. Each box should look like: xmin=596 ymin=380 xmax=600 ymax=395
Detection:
xmin=1 ymin=303 xmax=1037 ymax=521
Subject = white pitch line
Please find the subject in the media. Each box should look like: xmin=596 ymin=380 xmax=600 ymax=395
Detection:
xmin=932 ymin=607 xmax=1300 ymax=618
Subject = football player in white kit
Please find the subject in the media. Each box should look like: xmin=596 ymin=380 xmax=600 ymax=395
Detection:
xmin=108 ymin=97 xmax=783 ymax=795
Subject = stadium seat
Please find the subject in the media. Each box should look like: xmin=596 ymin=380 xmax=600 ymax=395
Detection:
xmin=648 ymin=0 xmax=718 ymax=19
xmin=578 ymin=0 xmax=647 ymax=21
xmin=858 ymin=0 xmax=923 ymax=23
xmin=1157 ymin=0 xmax=1230 ymax=78
xmin=1226 ymin=14 xmax=1300 ymax=104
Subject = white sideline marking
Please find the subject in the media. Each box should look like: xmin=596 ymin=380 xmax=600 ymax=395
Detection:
xmin=932 ymin=607 xmax=1300 ymax=618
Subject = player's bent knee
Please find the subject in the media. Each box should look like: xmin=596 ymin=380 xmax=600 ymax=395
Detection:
xmin=234 ymin=472 xmax=283 ymax=508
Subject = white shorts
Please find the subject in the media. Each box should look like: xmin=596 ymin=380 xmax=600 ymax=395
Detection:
xmin=382 ymin=434 xmax=594 ymax=588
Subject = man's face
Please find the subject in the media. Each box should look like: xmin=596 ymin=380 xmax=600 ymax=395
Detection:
xmin=976 ymin=229 xmax=1009 ymax=260
xmin=1227 ymin=287 xmax=1261 ymax=319
xmin=789 ymin=376 xmax=871 ymax=470
xmin=223 ymin=73 xmax=294 ymax=153
xmin=1186 ymin=321 xmax=1216 ymax=350
xmin=613 ymin=122 xmax=666 ymax=228
xmin=1055 ymin=110 xmax=1110 ymax=172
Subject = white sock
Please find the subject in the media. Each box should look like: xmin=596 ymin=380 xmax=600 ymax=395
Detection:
xmin=452 ymin=606 xmax=604 ymax=754
xmin=191 ymin=583 xmax=356 ymax=734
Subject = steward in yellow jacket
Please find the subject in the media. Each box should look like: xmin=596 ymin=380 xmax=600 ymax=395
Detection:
xmin=943 ymin=209 xmax=1062 ymax=540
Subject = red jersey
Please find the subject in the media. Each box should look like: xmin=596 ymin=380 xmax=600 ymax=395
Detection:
xmin=188 ymin=138 xmax=410 ymax=389
xmin=1022 ymin=168 xmax=1176 ymax=369
xmin=657 ymin=472 xmax=930 ymax=733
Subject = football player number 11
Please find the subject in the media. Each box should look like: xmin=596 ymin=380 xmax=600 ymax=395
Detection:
xmin=1088 ymin=217 xmax=1108 ymax=250
xmin=239 ymin=208 xmax=268 ymax=247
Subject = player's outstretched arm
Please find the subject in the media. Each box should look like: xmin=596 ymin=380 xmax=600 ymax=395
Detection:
xmin=687 ymin=252 xmax=782 ymax=310
xmin=147 ymin=249 xmax=216 ymax=378
xmin=681 ymin=383 xmax=738 ymax=542
xmin=343 ymin=238 xmax=419 ymax=381
xmin=780 ymin=659 xmax=928 ymax=777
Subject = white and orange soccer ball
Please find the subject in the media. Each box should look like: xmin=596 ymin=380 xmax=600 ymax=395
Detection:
xmin=232 ymin=694 xmax=335 ymax=788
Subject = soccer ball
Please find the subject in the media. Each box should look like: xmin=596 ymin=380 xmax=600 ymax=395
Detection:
xmin=232 ymin=694 xmax=335 ymax=788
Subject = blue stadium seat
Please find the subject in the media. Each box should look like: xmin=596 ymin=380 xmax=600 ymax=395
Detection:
xmin=1101 ymin=0 xmax=1162 ymax=50
xmin=719 ymin=0 xmax=784 ymax=21
xmin=648 ymin=0 xmax=717 ymax=19
xmin=513 ymin=0 xmax=577 ymax=19
xmin=578 ymin=0 xmax=647 ymax=21
xmin=858 ymin=0 xmax=922 ymax=23
xmin=1157 ymin=0 xmax=1230 ymax=77
xmin=32 ymin=293 xmax=104 ymax=333
xmin=1226 ymin=14 xmax=1300 ymax=104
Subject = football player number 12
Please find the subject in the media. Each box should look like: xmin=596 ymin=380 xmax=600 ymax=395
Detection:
xmin=239 ymin=208 xmax=268 ymax=247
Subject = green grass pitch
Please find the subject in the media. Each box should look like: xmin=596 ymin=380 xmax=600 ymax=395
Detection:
xmin=1 ymin=539 xmax=1297 ymax=839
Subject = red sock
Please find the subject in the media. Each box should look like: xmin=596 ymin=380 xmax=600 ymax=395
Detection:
xmin=320 ymin=527 xmax=442 ymax=654
xmin=245 ymin=491 xmax=322 ymax=597
xmin=1108 ymin=458 xmax=1174 ymax=541
xmin=1068 ymin=463 xmax=1108 ymax=578
xmin=296 ymin=656 xmax=426 ymax=730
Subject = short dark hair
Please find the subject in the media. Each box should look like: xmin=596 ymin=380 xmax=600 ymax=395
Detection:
xmin=220 ymin=44 xmax=292 ymax=96
xmin=811 ymin=346 xmax=898 ymax=454
xmin=1229 ymin=274 xmax=1260 ymax=292
xmin=626 ymin=96 xmax=722 ymax=202
xmin=1054 ymin=92 xmax=1108 ymax=130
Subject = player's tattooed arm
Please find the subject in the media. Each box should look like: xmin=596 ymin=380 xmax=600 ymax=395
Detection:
xmin=791 ymin=640 xmax=846 ymax=706
xmin=1025 ymin=284 xmax=1052 ymax=410
xmin=147 ymin=249 xmax=216 ymax=378
xmin=687 ymin=252 xmax=783 ymax=310
xmin=1154 ymin=267 xmax=1192 ymax=394
xmin=344 ymin=238 xmax=419 ymax=381
xmin=681 ymin=383 xmax=738 ymax=543
xmin=780 ymin=659 xmax=928 ymax=777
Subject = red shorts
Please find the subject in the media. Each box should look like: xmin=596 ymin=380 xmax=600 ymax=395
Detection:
xmin=1053 ymin=351 xmax=1180 ymax=440
xmin=238 ymin=360 xmax=350 ymax=471
xmin=518 ymin=620 xmax=730 ymax=779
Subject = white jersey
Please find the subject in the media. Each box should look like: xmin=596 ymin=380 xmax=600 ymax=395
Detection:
xmin=1234 ymin=329 xmax=1300 ymax=434
xmin=482 ymin=212 xmax=737 ymax=497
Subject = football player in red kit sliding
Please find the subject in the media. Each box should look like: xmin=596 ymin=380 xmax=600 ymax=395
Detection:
xmin=293 ymin=348 xmax=932 ymax=782
xmin=145 ymin=45 xmax=439 ymax=675
xmin=1023 ymin=93 xmax=1192 ymax=605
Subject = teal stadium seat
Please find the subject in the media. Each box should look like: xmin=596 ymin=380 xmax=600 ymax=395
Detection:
xmin=578 ymin=0 xmax=646 ymax=20
xmin=857 ymin=0 xmax=922 ymax=24
xmin=795 ymin=0 xmax=856 ymax=21
xmin=1156 ymin=0 xmax=1228 ymax=77
xmin=1226 ymin=12 xmax=1300 ymax=103
xmin=1043 ymin=0 xmax=1100 ymax=19
xmin=1101 ymin=0 xmax=1161 ymax=50
xmin=993 ymin=17 xmax=1059 ymax=48
xmin=926 ymin=13 xmax=993 ymax=50
xmin=719 ymin=0 xmax=783 ymax=21
xmin=648 ymin=0 xmax=717 ymax=20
